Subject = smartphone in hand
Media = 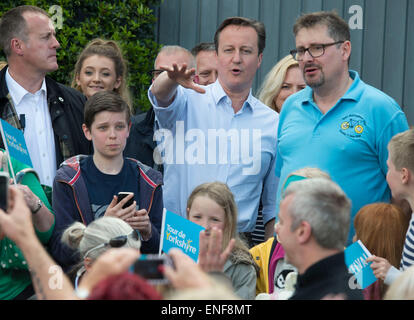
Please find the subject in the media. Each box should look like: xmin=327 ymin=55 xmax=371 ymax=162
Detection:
xmin=117 ymin=192 xmax=134 ymax=209
xmin=130 ymin=254 xmax=174 ymax=284
xmin=0 ymin=172 xmax=9 ymax=212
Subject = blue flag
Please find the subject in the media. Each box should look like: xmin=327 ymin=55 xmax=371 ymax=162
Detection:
xmin=159 ymin=209 xmax=205 ymax=262
xmin=0 ymin=119 xmax=32 ymax=168
xmin=344 ymin=240 xmax=377 ymax=289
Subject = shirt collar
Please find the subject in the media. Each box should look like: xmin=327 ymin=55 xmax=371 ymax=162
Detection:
xmin=296 ymin=251 xmax=345 ymax=288
xmin=211 ymin=79 xmax=255 ymax=113
xmin=5 ymin=67 xmax=47 ymax=106
xmin=301 ymin=70 xmax=363 ymax=106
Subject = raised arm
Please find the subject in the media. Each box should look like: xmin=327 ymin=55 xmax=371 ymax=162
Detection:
xmin=150 ymin=63 xmax=205 ymax=107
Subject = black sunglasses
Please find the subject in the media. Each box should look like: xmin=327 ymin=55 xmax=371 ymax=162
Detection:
xmin=83 ymin=230 xmax=141 ymax=259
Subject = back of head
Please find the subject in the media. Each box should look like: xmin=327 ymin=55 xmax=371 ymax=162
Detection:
xmin=214 ymin=16 xmax=266 ymax=55
xmin=0 ymin=5 xmax=49 ymax=57
xmin=155 ymin=45 xmax=195 ymax=69
xmin=283 ymin=178 xmax=351 ymax=250
xmin=388 ymin=128 xmax=414 ymax=173
xmin=354 ymin=203 xmax=408 ymax=268
xmin=61 ymin=216 xmax=141 ymax=260
xmin=83 ymin=90 xmax=131 ymax=129
xmin=293 ymin=10 xmax=350 ymax=42
xmin=88 ymin=272 xmax=163 ymax=300
xmin=257 ymin=54 xmax=299 ymax=112
xmin=282 ymin=167 xmax=331 ymax=192
xmin=290 ymin=167 xmax=331 ymax=179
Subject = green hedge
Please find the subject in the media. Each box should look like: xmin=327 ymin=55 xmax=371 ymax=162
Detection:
xmin=0 ymin=0 xmax=162 ymax=113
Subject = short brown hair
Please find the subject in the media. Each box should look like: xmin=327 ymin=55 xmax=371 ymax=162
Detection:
xmin=0 ymin=5 xmax=49 ymax=57
xmin=83 ymin=91 xmax=131 ymax=129
xmin=388 ymin=128 xmax=414 ymax=173
xmin=293 ymin=11 xmax=350 ymax=42
xmin=214 ymin=16 xmax=266 ymax=55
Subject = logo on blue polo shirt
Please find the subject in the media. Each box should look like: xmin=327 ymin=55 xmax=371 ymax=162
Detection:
xmin=339 ymin=114 xmax=366 ymax=138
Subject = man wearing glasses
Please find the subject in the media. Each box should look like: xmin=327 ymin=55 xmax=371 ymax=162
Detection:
xmin=124 ymin=46 xmax=195 ymax=169
xmin=275 ymin=11 xmax=409 ymax=244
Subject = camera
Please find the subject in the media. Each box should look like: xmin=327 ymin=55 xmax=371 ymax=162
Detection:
xmin=130 ymin=254 xmax=174 ymax=284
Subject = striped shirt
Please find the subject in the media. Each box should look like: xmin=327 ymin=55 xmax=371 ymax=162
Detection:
xmin=401 ymin=213 xmax=414 ymax=270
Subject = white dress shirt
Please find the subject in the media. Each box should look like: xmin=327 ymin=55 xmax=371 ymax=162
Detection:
xmin=5 ymin=68 xmax=57 ymax=186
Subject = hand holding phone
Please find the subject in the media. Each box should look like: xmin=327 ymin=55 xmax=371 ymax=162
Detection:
xmin=130 ymin=254 xmax=174 ymax=285
xmin=0 ymin=172 xmax=9 ymax=212
xmin=117 ymin=192 xmax=134 ymax=209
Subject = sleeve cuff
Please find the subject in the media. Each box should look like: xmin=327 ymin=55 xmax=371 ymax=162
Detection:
xmin=384 ymin=265 xmax=401 ymax=285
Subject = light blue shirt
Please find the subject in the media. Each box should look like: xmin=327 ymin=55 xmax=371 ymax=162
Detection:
xmin=149 ymin=80 xmax=279 ymax=232
xmin=275 ymin=70 xmax=409 ymax=244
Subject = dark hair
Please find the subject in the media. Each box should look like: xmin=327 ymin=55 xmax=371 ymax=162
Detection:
xmin=191 ymin=42 xmax=216 ymax=56
xmin=214 ymin=17 xmax=266 ymax=55
xmin=293 ymin=11 xmax=350 ymax=42
xmin=0 ymin=5 xmax=49 ymax=57
xmin=84 ymin=91 xmax=131 ymax=129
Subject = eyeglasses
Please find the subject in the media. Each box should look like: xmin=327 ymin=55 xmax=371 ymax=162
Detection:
xmin=290 ymin=41 xmax=345 ymax=61
xmin=83 ymin=230 xmax=141 ymax=259
xmin=150 ymin=69 xmax=164 ymax=79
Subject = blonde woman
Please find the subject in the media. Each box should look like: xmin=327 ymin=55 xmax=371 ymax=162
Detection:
xmin=61 ymin=216 xmax=142 ymax=289
xmin=257 ymin=54 xmax=306 ymax=113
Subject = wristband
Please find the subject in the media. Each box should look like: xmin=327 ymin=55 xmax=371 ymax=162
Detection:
xmin=31 ymin=199 xmax=43 ymax=214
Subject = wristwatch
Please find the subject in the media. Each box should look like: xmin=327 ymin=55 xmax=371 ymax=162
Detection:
xmin=32 ymin=199 xmax=43 ymax=214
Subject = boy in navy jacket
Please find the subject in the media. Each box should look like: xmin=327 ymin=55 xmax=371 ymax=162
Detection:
xmin=49 ymin=91 xmax=163 ymax=271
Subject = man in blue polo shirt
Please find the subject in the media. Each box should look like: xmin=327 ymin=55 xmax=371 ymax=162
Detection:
xmin=149 ymin=17 xmax=279 ymax=245
xmin=276 ymin=11 xmax=409 ymax=244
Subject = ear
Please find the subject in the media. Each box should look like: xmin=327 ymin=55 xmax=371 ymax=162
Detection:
xmin=342 ymin=40 xmax=352 ymax=62
xmin=401 ymin=167 xmax=411 ymax=185
xmin=257 ymin=53 xmax=263 ymax=68
xmin=125 ymin=121 xmax=131 ymax=139
xmin=10 ymin=38 xmax=25 ymax=56
xmin=296 ymin=221 xmax=312 ymax=244
xmin=114 ymin=76 xmax=122 ymax=90
xmin=75 ymin=74 xmax=81 ymax=88
xmin=84 ymin=257 xmax=93 ymax=272
xmin=186 ymin=207 xmax=190 ymax=219
xmin=82 ymin=123 xmax=92 ymax=141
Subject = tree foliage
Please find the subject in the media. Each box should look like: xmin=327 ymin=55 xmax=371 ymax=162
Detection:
xmin=0 ymin=0 xmax=161 ymax=112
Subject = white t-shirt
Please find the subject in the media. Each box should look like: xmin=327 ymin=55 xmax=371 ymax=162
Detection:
xmin=273 ymin=258 xmax=297 ymax=293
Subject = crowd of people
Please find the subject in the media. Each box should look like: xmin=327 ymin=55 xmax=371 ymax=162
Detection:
xmin=0 ymin=5 xmax=413 ymax=301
